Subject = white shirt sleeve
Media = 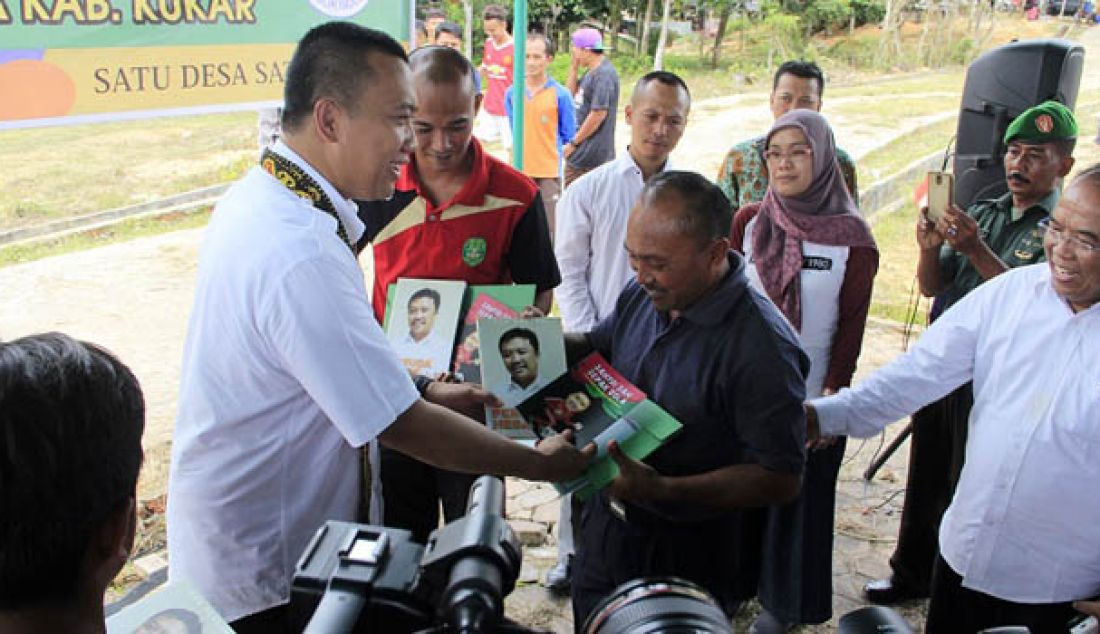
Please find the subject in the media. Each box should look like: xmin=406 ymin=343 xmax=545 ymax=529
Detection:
xmin=812 ymin=284 xmax=986 ymax=438
xmin=261 ymin=255 xmax=420 ymax=448
xmin=554 ymin=182 xmax=599 ymax=332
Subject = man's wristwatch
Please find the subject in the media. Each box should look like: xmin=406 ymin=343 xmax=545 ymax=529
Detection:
xmin=414 ymin=375 xmax=434 ymax=397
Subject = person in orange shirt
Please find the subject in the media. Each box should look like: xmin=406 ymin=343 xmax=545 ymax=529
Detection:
xmin=505 ymin=32 xmax=577 ymax=234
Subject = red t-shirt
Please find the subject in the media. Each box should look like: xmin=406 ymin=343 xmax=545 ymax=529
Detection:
xmin=481 ymin=37 xmax=514 ymax=115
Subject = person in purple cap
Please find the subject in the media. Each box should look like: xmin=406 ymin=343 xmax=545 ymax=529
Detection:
xmin=564 ymin=27 xmax=619 ymax=187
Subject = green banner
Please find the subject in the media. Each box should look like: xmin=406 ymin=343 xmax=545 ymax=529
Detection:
xmin=0 ymin=0 xmax=411 ymax=128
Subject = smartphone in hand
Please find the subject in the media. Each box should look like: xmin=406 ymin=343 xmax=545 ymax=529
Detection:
xmin=926 ymin=171 xmax=954 ymax=223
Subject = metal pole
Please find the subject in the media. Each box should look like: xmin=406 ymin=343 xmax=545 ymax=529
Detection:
xmin=511 ymin=1 xmax=528 ymax=171
xmin=862 ymin=422 xmax=913 ymax=482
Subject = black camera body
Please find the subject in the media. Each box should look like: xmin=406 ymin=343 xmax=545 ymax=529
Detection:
xmin=290 ymin=476 xmax=522 ymax=633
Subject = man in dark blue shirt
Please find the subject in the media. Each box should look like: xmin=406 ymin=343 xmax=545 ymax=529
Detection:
xmin=562 ymin=171 xmax=809 ymax=626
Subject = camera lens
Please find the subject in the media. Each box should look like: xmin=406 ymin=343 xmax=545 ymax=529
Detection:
xmin=582 ymin=577 xmax=732 ymax=634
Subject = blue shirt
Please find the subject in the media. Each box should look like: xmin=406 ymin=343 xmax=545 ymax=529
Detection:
xmin=588 ymin=252 xmax=808 ymax=521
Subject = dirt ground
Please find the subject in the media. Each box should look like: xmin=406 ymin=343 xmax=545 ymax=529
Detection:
xmin=2 ymin=22 xmax=1099 ymax=631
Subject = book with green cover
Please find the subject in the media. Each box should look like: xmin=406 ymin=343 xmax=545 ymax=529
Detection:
xmin=451 ymin=284 xmax=536 ymax=383
xmin=513 ymin=352 xmax=683 ymax=500
xmin=381 ymin=282 xmax=535 ymax=381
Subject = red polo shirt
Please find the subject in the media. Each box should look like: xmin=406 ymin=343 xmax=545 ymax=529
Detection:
xmin=358 ymin=138 xmax=559 ymax=321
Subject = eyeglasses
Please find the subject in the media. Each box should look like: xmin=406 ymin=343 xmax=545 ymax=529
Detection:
xmin=763 ymin=147 xmax=813 ymax=163
xmin=1038 ymin=217 xmax=1100 ymax=254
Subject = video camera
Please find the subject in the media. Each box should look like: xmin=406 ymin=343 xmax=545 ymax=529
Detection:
xmin=289 ymin=474 xmax=916 ymax=633
xmin=290 ymin=475 xmax=526 ymax=633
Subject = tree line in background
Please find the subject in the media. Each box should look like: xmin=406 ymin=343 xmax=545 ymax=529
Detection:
xmin=425 ymin=0 xmax=1035 ymax=84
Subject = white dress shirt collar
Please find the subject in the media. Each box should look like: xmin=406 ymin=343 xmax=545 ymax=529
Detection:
xmin=272 ymin=140 xmax=365 ymax=245
xmin=614 ymin=147 xmax=674 ymax=178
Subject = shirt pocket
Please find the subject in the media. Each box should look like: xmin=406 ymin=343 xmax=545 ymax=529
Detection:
xmin=1003 ymin=228 xmax=1045 ymax=267
xmin=1060 ymin=378 xmax=1100 ymax=443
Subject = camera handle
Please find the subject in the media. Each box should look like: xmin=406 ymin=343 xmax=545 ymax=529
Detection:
xmin=418 ymin=476 xmax=522 ymax=632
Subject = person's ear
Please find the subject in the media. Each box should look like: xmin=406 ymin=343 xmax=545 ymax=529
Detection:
xmin=710 ymin=236 xmax=731 ymax=265
xmin=313 ymin=98 xmax=344 ymax=144
xmin=1059 ymin=155 xmax=1076 ymax=178
xmin=88 ymin=496 xmax=137 ymax=592
xmin=473 ymin=92 xmax=483 ymax=118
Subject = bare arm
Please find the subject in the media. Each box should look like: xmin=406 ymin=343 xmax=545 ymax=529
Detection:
xmin=572 ymin=110 xmax=608 ymax=145
xmin=380 ymin=399 xmax=591 ymax=481
xmin=607 ymin=442 xmax=801 ymax=512
xmin=533 ymin=289 xmax=553 ymax=315
xmin=563 ymin=110 xmax=609 ymax=160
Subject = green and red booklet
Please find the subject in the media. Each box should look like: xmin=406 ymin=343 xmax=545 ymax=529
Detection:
xmin=506 ymin=351 xmax=682 ymax=500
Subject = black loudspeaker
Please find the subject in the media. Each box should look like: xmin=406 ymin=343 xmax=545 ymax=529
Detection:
xmin=953 ymin=38 xmax=1084 ymax=209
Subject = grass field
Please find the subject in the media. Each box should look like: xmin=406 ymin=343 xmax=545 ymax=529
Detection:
xmin=0 ymin=113 xmax=253 ymax=230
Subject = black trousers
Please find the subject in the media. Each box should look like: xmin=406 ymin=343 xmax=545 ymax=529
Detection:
xmin=889 ymin=384 xmax=972 ymax=593
xmin=757 ymin=438 xmax=847 ymax=624
xmin=380 ymin=446 xmax=479 ymax=544
xmin=926 ymin=555 xmax=1075 ymax=633
xmin=571 ymin=494 xmax=751 ymax=630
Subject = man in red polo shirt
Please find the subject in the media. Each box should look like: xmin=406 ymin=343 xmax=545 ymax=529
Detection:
xmin=357 ymin=45 xmax=559 ymax=543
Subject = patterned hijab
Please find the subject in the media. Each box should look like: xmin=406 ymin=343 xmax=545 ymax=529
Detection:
xmin=752 ymin=109 xmax=876 ymax=330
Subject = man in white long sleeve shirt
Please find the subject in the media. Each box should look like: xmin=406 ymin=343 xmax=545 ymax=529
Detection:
xmin=554 ymin=70 xmax=692 ymax=332
xmin=806 ymin=166 xmax=1100 ymax=632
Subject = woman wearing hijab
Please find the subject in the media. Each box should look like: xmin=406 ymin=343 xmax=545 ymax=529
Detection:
xmin=729 ymin=109 xmax=878 ymax=632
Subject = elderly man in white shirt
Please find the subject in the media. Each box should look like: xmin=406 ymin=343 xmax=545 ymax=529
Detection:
xmin=546 ymin=70 xmax=692 ymax=592
xmin=806 ymin=165 xmax=1100 ymax=632
xmin=167 ymin=23 xmax=590 ymax=632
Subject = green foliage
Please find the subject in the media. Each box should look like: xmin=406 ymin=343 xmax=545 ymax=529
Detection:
xmin=944 ymin=36 xmax=978 ymax=64
xmin=803 ymin=0 xmax=852 ymax=34
xmin=824 ymin=32 xmax=881 ymax=66
xmin=614 ymin=52 xmax=659 ymax=78
xmin=760 ymin=11 xmax=809 ymax=58
xmin=850 ymin=0 xmax=886 ymax=25
xmin=0 ymin=209 xmax=213 ymax=268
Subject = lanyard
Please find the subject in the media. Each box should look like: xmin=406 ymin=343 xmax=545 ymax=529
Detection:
xmin=260 ymin=148 xmax=354 ymax=253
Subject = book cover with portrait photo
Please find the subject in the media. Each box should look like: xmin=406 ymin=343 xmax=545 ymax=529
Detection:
xmin=384 ymin=278 xmax=466 ymax=378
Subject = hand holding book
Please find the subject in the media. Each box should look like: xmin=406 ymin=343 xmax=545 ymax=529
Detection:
xmin=605 ymin=439 xmax=667 ymax=508
xmin=422 ymin=381 xmax=502 ymax=422
xmin=533 ymin=428 xmax=598 ymax=482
